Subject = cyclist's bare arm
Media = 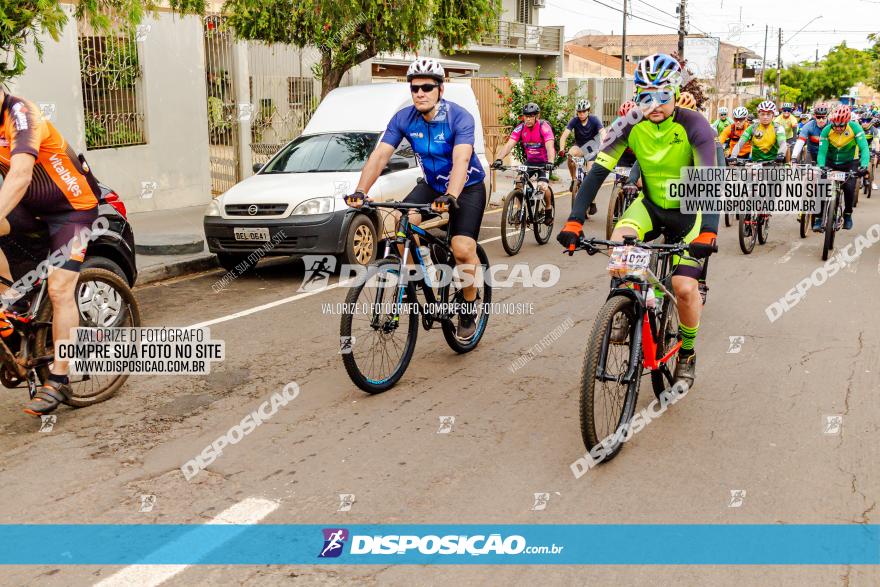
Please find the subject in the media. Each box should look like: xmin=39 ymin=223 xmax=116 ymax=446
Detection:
xmin=494 ymin=138 xmax=517 ymax=161
xmin=446 ymin=144 xmax=473 ymax=197
xmin=354 ymin=142 xmax=395 ymax=195
xmin=559 ymin=128 xmax=571 ymax=153
xmin=0 ymin=153 xmax=35 ymax=227
xmin=545 ymin=139 xmax=556 ymax=164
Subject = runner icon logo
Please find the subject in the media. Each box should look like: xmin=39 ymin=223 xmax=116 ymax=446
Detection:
xmin=319 ymin=528 xmax=349 ymax=558
xmin=339 ymin=336 xmax=355 ymax=354
xmin=299 ymin=255 xmax=337 ymax=292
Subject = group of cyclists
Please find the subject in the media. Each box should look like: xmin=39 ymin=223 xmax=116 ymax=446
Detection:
xmin=343 ymin=53 xmax=879 ymax=393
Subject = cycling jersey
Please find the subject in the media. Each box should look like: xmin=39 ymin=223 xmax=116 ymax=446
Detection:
xmin=719 ymin=123 xmax=751 ymax=157
xmin=510 ymin=119 xmax=554 ymax=163
xmin=711 ymin=117 xmax=731 ymax=134
xmin=381 ymin=99 xmax=485 ymax=194
xmin=795 ymin=119 xmax=825 ymax=158
xmin=566 ymin=115 xmax=602 ymax=148
xmin=817 ymin=121 xmax=870 ymax=167
xmin=774 ymin=113 xmax=798 ymax=140
xmin=735 ymin=122 xmax=786 ymax=162
xmin=0 ymin=93 xmax=99 ymax=212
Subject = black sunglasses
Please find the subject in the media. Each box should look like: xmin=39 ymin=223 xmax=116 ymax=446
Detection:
xmin=410 ymin=83 xmax=440 ymax=94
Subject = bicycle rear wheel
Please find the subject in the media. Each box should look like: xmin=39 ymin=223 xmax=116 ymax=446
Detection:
xmin=533 ymin=191 xmax=555 ymax=244
xmin=340 ymin=259 xmax=419 ymax=393
xmin=579 ymin=294 xmax=641 ymax=462
xmin=738 ymin=213 xmax=757 ymax=254
xmin=500 ymin=190 xmax=526 ymax=256
xmin=440 ymin=244 xmax=491 ymax=353
xmin=34 ymin=268 xmax=141 ymax=407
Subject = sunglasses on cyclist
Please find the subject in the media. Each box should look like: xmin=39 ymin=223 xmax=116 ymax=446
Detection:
xmin=635 ymin=88 xmax=676 ymax=106
xmin=814 ymin=115 xmax=827 ymax=120
xmin=410 ymin=83 xmax=440 ymax=94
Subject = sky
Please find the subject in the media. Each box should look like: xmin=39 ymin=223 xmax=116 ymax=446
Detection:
xmin=540 ymin=0 xmax=876 ymax=65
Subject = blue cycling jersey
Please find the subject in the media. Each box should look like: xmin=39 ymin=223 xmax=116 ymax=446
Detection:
xmin=380 ymin=99 xmax=486 ymax=194
xmin=797 ymin=119 xmax=825 ymax=156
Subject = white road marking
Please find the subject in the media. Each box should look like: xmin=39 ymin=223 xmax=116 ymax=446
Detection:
xmin=776 ymin=242 xmax=803 ymax=264
xmin=190 ymin=233 xmax=505 ymax=329
xmin=94 ymin=497 xmax=279 ymax=587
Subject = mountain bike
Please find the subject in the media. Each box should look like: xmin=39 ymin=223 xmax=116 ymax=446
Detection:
xmin=605 ymin=166 xmax=638 ymax=239
xmin=819 ymin=169 xmax=863 ymax=261
xmin=571 ymin=155 xmax=586 ymax=196
xmin=0 ymin=264 xmax=140 ymax=405
xmin=498 ymin=164 xmax=555 ymax=256
xmin=792 ymin=163 xmax=816 ymax=239
xmin=570 ymin=235 xmax=692 ymax=461
xmin=340 ymin=202 xmax=491 ymax=393
xmin=862 ymin=159 xmax=874 ymax=199
xmin=737 ymin=161 xmax=779 ymax=254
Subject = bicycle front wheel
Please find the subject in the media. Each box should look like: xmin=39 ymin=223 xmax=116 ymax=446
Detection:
xmin=34 ymin=268 xmax=141 ymax=407
xmin=500 ymin=190 xmax=526 ymax=256
xmin=606 ymin=189 xmax=626 ymax=239
xmin=822 ymin=199 xmax=838 ymax=261
xmin=533 ymin=191 xmax=555 ymax=244
xmin=579 ymin=294 xmax=641 ymax=462
xmin=738 ymin=213 xmax=757 ymax=254
xmin=440 ymin=244 xmax=492 ymax=353
xmin=757 ymin=215 xmax=770 ymax=245
xmin=340 ymin=259 xmax=419 ymax=393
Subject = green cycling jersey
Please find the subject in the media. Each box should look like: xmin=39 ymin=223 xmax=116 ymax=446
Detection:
xmin=733 ymin=122 xmax=786 ymax=162
xmin=711 ymin=118 xmax=731 ymax=134
xmin=817 ymin=121 xmax=870 ymax=167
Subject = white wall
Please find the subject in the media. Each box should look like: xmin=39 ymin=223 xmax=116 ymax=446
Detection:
xmin=10 ymin=8 xmax=212 ymax=214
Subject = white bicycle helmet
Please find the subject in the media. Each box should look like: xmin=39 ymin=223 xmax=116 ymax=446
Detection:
xmin=718 ymin=106 xmax=728 ymax=115
xmin=757 ymin=100 xmax=776 ymax=113
xmin=406 ymin=57 xmax=445 ymax=83
xmin=576 ymin=99 xmax=591 ymax=112
xmin=732 ymin=106 xmax=748 ymax=119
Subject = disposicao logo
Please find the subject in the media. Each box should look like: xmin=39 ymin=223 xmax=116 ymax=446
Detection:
xmin=318 ymin=528 xmax=349 ymax=558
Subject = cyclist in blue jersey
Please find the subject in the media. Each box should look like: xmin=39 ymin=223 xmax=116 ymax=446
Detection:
xmin=791 ymin=103 xmax=829 ymax=164
xmin=347 ymin=57 xmax=487 ymax=338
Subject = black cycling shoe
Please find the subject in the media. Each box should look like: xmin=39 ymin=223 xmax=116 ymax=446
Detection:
xmin=698 ymin=281 xmax=708 ymax=305
xmin=812 ymin=217 xmax=823 ymax=232
xmin=456 ymin=295 xmax=479 ymax=339
xmin=588 ymin=202 xmax=598 ymax=216
xmin=23 ymin=381 xmax=70 ymax=417
xmin=673 ymin=352 xmax=696 ymax=390
xmin=543 ymin=206 xmax=554 ymax=226
xmin=568 ymin=180 xmax=575 ymax=194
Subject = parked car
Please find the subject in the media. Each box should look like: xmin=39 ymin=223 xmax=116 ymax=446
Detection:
xmin=203 ymin=82 xmax=491 ymax=270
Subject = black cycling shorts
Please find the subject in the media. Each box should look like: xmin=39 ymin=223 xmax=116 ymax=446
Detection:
xmin=403 ymin=179 xmax=486 ymax=240
xmin=6 ymin=205 xmax=99 ymax=272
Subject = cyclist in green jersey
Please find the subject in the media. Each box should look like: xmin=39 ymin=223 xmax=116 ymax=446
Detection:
xmin=711 ymin=107 xmax=731 ymax=134
xmin=557 ymin=53 xmax=719 ymax=389
xmin=730 ymin=101 xmax=787 ymax=163
xmin=816 ymin=104 xmax=870 ymax=230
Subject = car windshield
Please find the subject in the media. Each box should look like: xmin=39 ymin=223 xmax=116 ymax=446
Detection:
xmin=261 ymin=132 xmax=379 ymax=174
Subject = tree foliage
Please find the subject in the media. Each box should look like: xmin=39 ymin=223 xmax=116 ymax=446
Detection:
xmin=0 ymin=0 xmax=204 ymax=81
xmin=765 ymin=43 xmax=875 ymax=106
xmin=224 ymin=0 xmax=501 ymax=97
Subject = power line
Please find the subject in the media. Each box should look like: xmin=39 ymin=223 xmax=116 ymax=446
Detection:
xmin=581 ymin=0 xmax=682 ymax=31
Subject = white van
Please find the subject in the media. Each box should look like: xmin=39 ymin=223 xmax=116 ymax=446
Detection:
xmin=203 ymin=83 xmax=489 ymax=269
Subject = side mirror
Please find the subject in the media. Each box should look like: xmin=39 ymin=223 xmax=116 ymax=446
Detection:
xmin=382 ymin=159 xmax=410 ymax=174
xmin=252 ymin=163 xmax=263 ymax=174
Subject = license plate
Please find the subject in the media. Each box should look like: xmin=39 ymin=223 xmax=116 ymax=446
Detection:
xmin=517 ymin=165 xmax=529 ymax=172
xmin=234 ymin=227 xmax=270 ymax=241
xmin=573 ymin=157 xmax=585 ymax=165
xmin=827 ymin=171 xmax=846 ymax=181
xmin=608 ymin=246 xmax=650 ymax=278
xmin=614 ymin=166 xmax=631 ymax=177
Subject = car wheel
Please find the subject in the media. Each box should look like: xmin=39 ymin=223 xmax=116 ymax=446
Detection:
xmin=81 ymin=256 xmax=129 ymax=285
xmin=342 ymin=214 xmax=376 ymax=266
xmin=217 ymin=252 xmax=257 ymax=275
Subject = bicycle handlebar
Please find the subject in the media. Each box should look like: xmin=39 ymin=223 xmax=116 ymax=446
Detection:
xmin=573 ymin=237 xmax=688 ymax=254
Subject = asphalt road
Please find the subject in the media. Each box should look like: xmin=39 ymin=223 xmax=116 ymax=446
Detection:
xmin=1 ymin=182 xmax=878 ymax=586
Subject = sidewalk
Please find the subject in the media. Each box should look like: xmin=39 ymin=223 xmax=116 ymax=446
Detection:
xmin=128 ymin=167 xmax=576 ymax=286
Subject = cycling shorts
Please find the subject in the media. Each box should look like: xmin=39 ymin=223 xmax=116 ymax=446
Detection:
xmin=403 ymin=179 xmax=486 ymax=240
xmin=6 ymin=206 xmax=99 ymax=272
xmin=615 ymin=194 xmax=703 ymax=279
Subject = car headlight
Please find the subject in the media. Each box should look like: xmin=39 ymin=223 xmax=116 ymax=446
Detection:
xmin=205 ymin=198 xmax=222 ymax=217
xmin=291 ymin=197 xmax=335 ymax=216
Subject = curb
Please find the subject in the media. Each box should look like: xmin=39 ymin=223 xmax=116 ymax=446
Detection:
xmin=136 ymin=253 xmax=219 ymax=287
xmin=135 ymin=238 xmax=206 ymax=256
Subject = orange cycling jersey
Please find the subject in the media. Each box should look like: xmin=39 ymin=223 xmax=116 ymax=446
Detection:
xmin=719 ymin=123 xmax=751 ymax=157
xmin=0 ymin=93 xmax=99 ymax=212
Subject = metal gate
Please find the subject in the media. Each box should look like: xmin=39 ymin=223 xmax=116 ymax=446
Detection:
xmin=247 ymin=43 xmax=318 ymax=166
xmin=204 ymin=14 xmax=240 ymax=195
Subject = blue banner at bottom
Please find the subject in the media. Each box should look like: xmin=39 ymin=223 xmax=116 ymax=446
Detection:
xmin=0 ymin=524 xmax=877 ymax=565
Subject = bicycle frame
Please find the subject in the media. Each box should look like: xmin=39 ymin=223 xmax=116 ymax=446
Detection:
xmin=0 ymin=275 xmax=54 ymax=393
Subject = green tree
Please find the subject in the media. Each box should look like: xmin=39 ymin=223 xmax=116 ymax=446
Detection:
xmin=0 ymin=0 xmax=204 ymax=81
xmin=495 ymin=68 xmax=570 ymax=165
xmin=766 ymin=43 xmax=874 ymax=105
xmin=225 ymin=0 xmax=500 ymax=98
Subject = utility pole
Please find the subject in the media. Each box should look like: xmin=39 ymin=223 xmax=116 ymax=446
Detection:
xmin=776 ymin=28 xmax=782 ymax=102
xmin=759 ymin=25 xmax=768 ymax=96
xmin=677 ymin=0 xmax=687 ymax=57
xmin=621 ymin=0 xmax=628 ymax=78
